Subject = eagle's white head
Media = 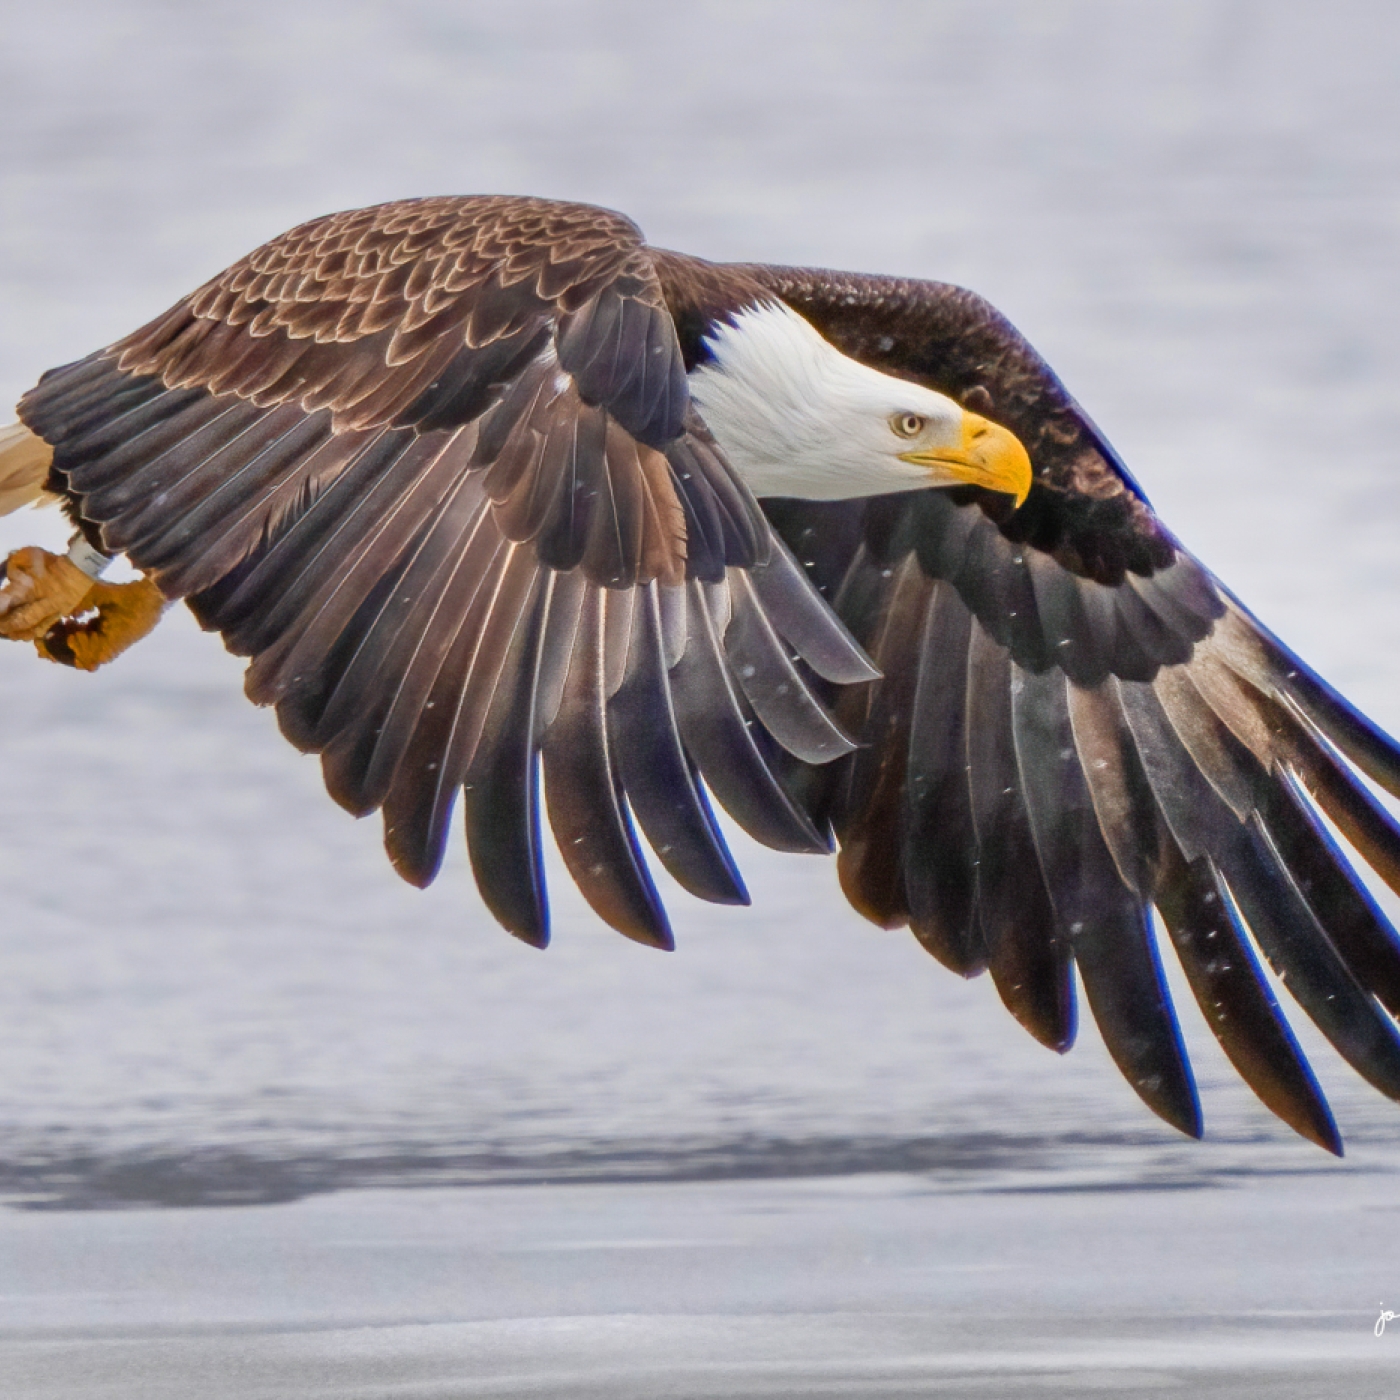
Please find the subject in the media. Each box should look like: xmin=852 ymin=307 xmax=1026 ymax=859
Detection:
xmin=688 ymin=301 xmax=1032 ymax=506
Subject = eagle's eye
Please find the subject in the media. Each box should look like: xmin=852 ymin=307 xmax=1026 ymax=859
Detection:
xmin=890 ymin=412 xmax=925 ymax=439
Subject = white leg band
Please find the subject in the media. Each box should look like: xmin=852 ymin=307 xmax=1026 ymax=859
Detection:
xmin=66 ymin=536 xmax=112 ymax=581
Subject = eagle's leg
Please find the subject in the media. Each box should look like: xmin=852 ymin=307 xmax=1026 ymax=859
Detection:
xmin=0 ymin=546 xmax=167 ymax=672
xmin=0 ymin=425 xmax=166 ymax=671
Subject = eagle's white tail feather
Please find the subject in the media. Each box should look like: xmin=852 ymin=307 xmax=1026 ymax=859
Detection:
xmin=0 ymin=423 xmax=57 ymax=516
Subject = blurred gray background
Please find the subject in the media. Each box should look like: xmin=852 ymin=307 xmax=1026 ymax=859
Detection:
xmin=3 ymin=1 xmax=1400 ymax=1394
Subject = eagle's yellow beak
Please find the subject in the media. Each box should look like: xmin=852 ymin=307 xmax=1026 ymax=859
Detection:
xmin=898 ymin=412 xmax=1033 ymax=507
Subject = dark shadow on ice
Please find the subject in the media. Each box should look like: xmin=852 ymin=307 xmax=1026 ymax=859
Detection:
xmin=0 ymin=1128 xmax=1354 ymax=1211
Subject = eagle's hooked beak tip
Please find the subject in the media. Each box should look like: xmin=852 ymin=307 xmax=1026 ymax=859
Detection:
xmin=960 ymin=412 xmax=1033 ymax=508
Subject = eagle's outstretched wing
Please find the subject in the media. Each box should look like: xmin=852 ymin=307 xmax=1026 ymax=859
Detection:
xmin=743 ymin=265 xmax=1400 ymax=1153
xmin=17 ymin=197 xmax=874 ymax=950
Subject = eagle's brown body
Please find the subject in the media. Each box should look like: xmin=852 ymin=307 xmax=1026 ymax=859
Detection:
xmin=10 ymin=194 xmax=1400 ymax=1154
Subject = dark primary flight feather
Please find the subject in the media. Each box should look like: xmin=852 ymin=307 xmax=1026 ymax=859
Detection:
xmin=17 ymin=195 xmax=1400 ymax=1153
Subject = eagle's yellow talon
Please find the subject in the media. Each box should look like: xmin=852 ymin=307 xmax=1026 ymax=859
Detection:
xmin=0 ymin=547 xmax=96 ymax=641
xmin=34 ymin=576 xmax=167 ymax=671
xmin=0 ymin=545 xmax=167 ymax=669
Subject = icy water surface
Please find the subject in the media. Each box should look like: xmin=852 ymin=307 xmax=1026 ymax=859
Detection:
xmin=8 ymin=1172 xmax=1400 ymax=1398
xmin=3 ymin=0 xmax=1400 ymax=1393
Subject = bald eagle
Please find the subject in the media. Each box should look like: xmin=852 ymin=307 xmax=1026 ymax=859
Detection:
xmin=4 ymin=195 xmax=1400 ymax=1156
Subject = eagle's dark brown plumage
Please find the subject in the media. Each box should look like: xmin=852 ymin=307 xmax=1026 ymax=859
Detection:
xmin=12 ymin=194 xmax=1400 ymax=1155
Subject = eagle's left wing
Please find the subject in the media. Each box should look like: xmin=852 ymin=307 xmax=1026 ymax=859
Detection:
xmin=18 ymin=197 xmax=874 ymax=949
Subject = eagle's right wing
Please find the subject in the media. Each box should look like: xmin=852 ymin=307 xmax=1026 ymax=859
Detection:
xmin=754 ymin=265 xmax=1400 ymax=1154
